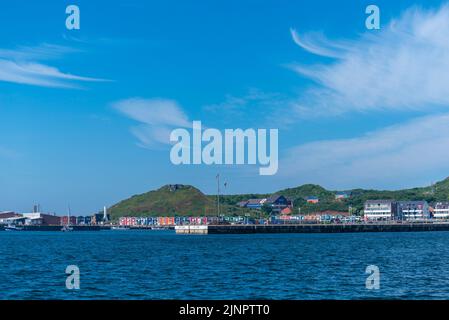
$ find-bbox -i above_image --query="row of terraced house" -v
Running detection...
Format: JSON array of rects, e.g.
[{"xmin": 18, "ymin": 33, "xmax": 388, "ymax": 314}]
[{"xmin": 119, "ymin": 216, "xmax": 224, "ymax": 226}]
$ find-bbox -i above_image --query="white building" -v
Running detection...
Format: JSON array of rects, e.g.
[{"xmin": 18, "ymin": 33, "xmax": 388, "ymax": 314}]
[
  {"xmin": 364, "ymin": 200, "xmax": 396, "ymax": 221},
  {"xmin": 433, "ymin": 202, "xmax": 449, "ymax": 219},
  {"xmin": 22, "ymin": 212, "xmax": 44, "ymax": 225},
  {"xmin": 0, "ymin": 216, "xmax": 26, "ymax": 225},
  {"xmin": 21, "ymin": 212, "xmax": 60, "ymax": 225}
]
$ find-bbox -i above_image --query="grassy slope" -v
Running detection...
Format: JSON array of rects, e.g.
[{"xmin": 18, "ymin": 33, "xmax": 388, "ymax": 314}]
[
  {"xmin": 109, "ymin": 184, "xmax": 254, "ymax": 218},
  {"xmin": 109, "ymin": 185, "xmax": 215, "ymax": 217},
  {"xmin": 108, "ymin": 178, "xmax": 449, "ymax": 219}
]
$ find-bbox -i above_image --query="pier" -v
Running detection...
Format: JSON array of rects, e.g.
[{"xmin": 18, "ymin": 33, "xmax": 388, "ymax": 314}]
[{"xmin": 175, "ymin": 223, "xmax": 449, "ymax": 235}]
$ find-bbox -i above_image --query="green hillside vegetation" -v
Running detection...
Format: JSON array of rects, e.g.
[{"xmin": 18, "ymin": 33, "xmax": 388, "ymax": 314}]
[
  {"xmin": 268, "ymin": 178, "xmax": 449, "ymax": 215},
  {"xmin": 109, "ymin": 185, "xmax": 215, "ymax": 217},
  {"xmin": 109, "ymin": 184, "xmax": 254, "ymax": 219},
  {"xmin": 276, "ymin": 184, "xmax": 345, "ymax": 214},
  {"xmin": 108, "ymin": 177, "xmax": 449, "ymax": 220}
]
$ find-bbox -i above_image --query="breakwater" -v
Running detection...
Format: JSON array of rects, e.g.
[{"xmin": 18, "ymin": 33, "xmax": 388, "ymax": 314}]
[{"xmin": 176, "ymin": 223, "xmax": 449, "ymax": 234}]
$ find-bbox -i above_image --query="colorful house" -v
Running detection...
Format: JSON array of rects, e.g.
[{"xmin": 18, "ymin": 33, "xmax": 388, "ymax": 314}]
[
  {"xmin": 281, "ymin": 207, "xmax": 292, "ymax": 215},
  {"xmin": 245, "ymin": 199, "xmax": 265, "ymax": 210},
  {"xmin": 306, "ymin": 196, "xmax": 319, "ymax": 204},
  {"xmin": 60, "ymin": 215, "xmax": 77, "ymax": 226},
  {"xmin": 335, "ymin": 191, "xmax": 351, "ymax": 200},
  {"xmin": 264, "ymin": 195, "xmax": 292, "ymax": 214},
  {"xmin": 76, "ymin": 216, "xmax": 85, "ymax": 225}
]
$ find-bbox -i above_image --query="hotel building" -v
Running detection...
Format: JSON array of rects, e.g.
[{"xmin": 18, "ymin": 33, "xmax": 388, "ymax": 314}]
[
  {"xmin": 364, "ymin": 200, "xmax": 397, "ymax": 221},
  {"xmin": 433, "ymin": 202, "xmax": 449, "ymax": 219},
  {"xmin": 396, "ymin": 201, "xmax": 430, "ymax": 220}
]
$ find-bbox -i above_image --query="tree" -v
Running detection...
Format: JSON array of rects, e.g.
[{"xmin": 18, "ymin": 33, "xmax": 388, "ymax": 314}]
[{"xmin": 261, "ymin": 203, "xmax": 273, "ymax": 217}]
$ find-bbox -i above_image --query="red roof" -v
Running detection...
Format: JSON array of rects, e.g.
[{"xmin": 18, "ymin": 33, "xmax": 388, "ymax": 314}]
[
  {"xmin": 0, "ymin": 212, "xmax": 20, "ymax": 219},
  {"xmin": 281, "ymin": 207, "xmax": 292, "ymax": 215}
]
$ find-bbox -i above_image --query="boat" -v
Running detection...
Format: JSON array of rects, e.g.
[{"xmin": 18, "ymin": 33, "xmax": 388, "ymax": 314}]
[
  {"xmin": 111, "ymin": 226, "xmax": 129, "ymax": 230},
  {"xmin": 4, "ymin": 225, "xmax": 24, "ymax": 231},
  {"xmin": 62, "ymin": 206, "xmax": 74, "ymax": 232}
]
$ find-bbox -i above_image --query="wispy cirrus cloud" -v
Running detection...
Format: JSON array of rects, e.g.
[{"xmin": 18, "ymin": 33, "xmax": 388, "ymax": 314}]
[
  {"xmin": 290, "ymin": 29, "xmax": 349, "ymax": 59},
  {"xmin": 280, "ymin": 113, "xmax": 449, "ymax": 189},
  {"xmin": 112, "ymin": 97, "xmax": 191, "ymax": 149},
  {"xmin": 289, "ymin": 5, "xmax": 449, "ymax": 116},
  {"xmin": 0, "ymin": 43, "xmax": 78, "ymax": 61},
  {"xmin": 0, "ymin": 43, "xmax": 107, "ymax": 88},
  {"xmin": 279, "ymin": 4, "xmax": 449, "ymax": 188}
]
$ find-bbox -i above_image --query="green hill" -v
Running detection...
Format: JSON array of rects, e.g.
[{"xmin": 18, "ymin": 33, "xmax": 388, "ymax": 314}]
[
  {"xmin": 109, "ymin": 184, "xmax": 216, "ymax": 218},
  {"xmin": 108, "ymin": 177, "xmax": 449, "ymax": 220},
  {"xmin": 276, "ymin": 184, "xmax": 348, "ymax": 214},
  {"xmin": 109, "ymin": 184, "xmax": 254, "ymax": 219},
  {"xmin": 272, "ymin": 177, "xmax": 449, "ymax": 215}
]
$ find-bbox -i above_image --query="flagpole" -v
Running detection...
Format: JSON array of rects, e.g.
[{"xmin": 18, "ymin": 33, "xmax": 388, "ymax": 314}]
[{"xmin": 217, "ymin": 174, "xmax": 220, "ymax": 219}]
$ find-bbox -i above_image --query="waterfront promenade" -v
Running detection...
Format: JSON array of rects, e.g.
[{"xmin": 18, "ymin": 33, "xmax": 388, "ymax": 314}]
[{"xmin": 175, "ymin": 222, "xmax": 449, "ymax": 234}]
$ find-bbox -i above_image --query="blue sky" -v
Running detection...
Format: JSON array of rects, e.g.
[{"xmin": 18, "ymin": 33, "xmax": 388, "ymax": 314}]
[{"xmin": 1, "ymin": 0, "xmax": 449, "ymax": 215}]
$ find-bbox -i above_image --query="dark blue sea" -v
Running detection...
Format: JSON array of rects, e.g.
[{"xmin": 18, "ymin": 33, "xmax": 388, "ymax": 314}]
[{"xmin": 1, "ymin": 230, "xmax": 448, "ymax": 300}]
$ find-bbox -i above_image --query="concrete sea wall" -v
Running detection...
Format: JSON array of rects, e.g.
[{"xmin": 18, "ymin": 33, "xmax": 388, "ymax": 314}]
[{"xmin": 176, "ymin": 223, "xmax": 449, "ymax": 235}]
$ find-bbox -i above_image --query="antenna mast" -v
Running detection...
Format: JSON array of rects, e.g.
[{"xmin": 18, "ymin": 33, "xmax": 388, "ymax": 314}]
[{"xmin": 216, "ymin": 174, "xmax": 220, "ymax": 217}]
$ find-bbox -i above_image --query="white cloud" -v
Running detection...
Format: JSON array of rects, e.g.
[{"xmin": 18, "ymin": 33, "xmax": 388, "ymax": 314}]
[
  {"xmin": 113, "ymin": 98, "xmax": 191, "ymax": 148},
  {"xmin": 0, "ymin": 43, "xmax": 79, "ymax": 61},
  {"xmin": 290, "ymin": 29, "xmax": 348, "ymax": 59},
  {"xmin": 0, "ymin": 43, "xmax": 107, "ymax": 88},
  {"xmin": 290, "ymin": 5, "xmax": 449, "ymax": 116},
  {"xmin": 113, "ymin": 98, "xmax": 190, "ymax": 127},
  {"xmin": 280, "ymin": 113, "xmax": 449, "ymax": 189}
]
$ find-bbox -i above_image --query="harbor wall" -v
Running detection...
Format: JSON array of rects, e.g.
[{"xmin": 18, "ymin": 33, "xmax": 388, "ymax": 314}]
[
  {"xmin": 0, "ymin": 225, "xmax": 103, "ymax": 231},
  {"xmin": 175, "ymin": 225, "xmax": 208, "ymax": 234},
  {"xmin": 177, "ymin": 223, "xmax": 449, "ymax": 234}
]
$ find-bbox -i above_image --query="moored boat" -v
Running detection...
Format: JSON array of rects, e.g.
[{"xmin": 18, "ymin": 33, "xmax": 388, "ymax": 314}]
[
  {"xmin": 61, "ymin": 225, "xmax": 74, "ymax": 232},
  {"xmin": 4, "ymin": 225, "xmax": 24, "ymax": 231},
  {"xmin": 62, "ymin": 205, "xmax": 74, "ymax": 232},
  {"xmin": 111, "ymin": 226, "xmax": 129, "ymax": 230}
]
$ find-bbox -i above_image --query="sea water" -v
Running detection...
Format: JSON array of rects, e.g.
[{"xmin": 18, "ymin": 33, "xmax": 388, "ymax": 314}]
[{"xmin": 0, "ymin": 230, "xmax": 448, "ymax": 299}]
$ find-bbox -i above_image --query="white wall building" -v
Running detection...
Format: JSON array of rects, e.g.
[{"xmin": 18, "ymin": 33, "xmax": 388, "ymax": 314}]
[
  {"xmin": 364, "ymin": 200, "xmax": 396, "ymax": 221},
  {"xmin": 433, "ymin": 202, "xmax": 449, "ymax": 219}
]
